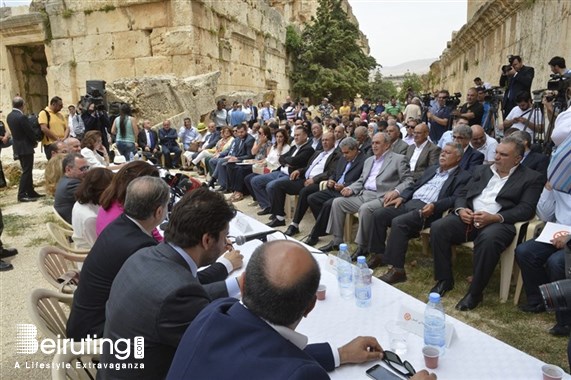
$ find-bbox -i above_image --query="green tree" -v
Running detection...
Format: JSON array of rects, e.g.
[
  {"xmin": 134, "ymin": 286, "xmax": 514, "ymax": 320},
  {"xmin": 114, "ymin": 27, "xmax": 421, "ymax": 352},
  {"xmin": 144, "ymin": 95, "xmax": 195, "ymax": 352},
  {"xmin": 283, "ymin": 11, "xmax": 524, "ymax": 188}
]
[
  {"xmin": 397, "ymin": 73, "xmax": 423, "ymax": 101},
  {"xmin": 365, "ymin": 70, "xmax": 397, "ymax": 101},
  {"xmin": 287, "ymin": 0, "xmax": 377, "ymax": 104}
]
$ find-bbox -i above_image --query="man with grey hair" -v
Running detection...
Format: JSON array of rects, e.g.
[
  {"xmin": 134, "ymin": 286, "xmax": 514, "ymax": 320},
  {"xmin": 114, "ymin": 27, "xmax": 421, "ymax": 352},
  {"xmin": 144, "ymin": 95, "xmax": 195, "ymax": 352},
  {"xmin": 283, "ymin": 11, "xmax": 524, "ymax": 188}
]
[
  {"xmin": 505, "ymin": 129, "xmax": 548, "ymax": 180},
  {"xmin": 64, "ymin": 136, "xmax": 81, "ymax": 153},
  {"xmin": 369, "ymin": 143, "xmax": 470, "ymax": 278},
  {"xmin": 67, "ymin": 175, "xmax": 172, "ymax": 340},
  {"xmin": 354, "ymin": 126, "xmax": 372, "ymax": 156},
  {"xmin": 319, "ymin": 132, "xmax": 413, "ymax": 256},
  {"xmin": 310, "ymin": 123, "xmax": 324, "ymax": 150},
  {"xmin": 452, "ymin": 124, "xmax": 484, "ymax": 172},
  {"xmin": 430, "ymin": 136, "xmax": 544, "ymax": 311},
  {"xmin": 386, "ymin": 123, "xmax": 408, "ymax": 155}
]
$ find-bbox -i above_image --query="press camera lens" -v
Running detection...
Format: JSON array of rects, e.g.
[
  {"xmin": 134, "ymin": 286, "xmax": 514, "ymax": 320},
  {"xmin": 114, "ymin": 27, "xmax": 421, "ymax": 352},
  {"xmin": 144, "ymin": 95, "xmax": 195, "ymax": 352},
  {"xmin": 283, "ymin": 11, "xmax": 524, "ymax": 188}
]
[{"xmin": 539, "ymin": 279, "xmax": 571, "ymax": 311}]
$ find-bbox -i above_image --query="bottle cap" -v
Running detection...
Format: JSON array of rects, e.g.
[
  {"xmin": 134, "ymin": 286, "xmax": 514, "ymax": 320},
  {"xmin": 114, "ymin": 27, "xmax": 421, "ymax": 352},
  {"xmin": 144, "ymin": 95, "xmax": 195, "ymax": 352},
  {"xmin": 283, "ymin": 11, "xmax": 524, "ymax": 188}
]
[
  {"xmin": 339, "ymin": 243, "xmax": 348, "ymax": 251},
  {"xmin": 429, "ymin": 292, "xmax": 441, "ymax": 303},
  {"xmin": 357, "ymin": 256, "xmax": 366, "ymax": 263}
]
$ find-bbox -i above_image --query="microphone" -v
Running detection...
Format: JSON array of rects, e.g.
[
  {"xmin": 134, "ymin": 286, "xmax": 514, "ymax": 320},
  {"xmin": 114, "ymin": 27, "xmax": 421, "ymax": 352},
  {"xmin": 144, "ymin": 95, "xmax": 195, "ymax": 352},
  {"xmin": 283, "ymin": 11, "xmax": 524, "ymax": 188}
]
[{"xmin": 234, "ymin": 230, "xmax": 277, "ymax": 246}]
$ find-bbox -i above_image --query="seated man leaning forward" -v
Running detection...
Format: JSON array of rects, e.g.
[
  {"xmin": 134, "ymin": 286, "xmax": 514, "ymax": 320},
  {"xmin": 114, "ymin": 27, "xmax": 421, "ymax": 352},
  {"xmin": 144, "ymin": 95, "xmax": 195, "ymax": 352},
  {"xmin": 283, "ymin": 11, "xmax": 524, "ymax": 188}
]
[
  {"xmin": 99, "ymin": 188, "xmax": 244, "ymax": 380},
  {"xmin": 319, "ymin": 132, "xmax": 413, "ymax": 257},
  {"xmin": 370, "ymin": 143, "xmax": 471, "ymax": 282},
  {"xmin": 429, "ymin": 136, "xmax": 544, "ymax": 311},
  {"xmin": 167, "ymin": 240, "xmax": 437, "ymax": 380}
]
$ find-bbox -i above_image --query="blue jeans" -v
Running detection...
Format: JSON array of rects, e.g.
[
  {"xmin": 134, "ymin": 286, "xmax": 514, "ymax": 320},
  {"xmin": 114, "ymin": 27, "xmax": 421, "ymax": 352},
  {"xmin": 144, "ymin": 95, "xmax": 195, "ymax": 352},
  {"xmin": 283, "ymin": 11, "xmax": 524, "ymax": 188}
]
[
  {"xmin": 250, "ymin": 171, "xmax": 288, "ymax": 209},
  {"xmin": 116, "ymin": 141, "xmax": 137, "ymax": 161}
]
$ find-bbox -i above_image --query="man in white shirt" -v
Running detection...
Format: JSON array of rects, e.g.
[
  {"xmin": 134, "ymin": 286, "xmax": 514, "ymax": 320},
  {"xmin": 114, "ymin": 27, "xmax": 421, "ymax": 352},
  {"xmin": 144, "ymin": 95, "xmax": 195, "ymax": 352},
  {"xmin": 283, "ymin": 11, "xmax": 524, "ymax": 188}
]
[
  {"xmin": 67, "ymin": 105, "xmax": 85, "ymax": 140},
  {"xmin": 470, "ymin": 124, "xmax": 498, "ymax": 164},
  {"xmin": 405, "ymin": 123, "xmax": 440, "ymax": 180},
  {"xmin": 501, "ymin": 91, "xmax": 543, "ymax": 136}
]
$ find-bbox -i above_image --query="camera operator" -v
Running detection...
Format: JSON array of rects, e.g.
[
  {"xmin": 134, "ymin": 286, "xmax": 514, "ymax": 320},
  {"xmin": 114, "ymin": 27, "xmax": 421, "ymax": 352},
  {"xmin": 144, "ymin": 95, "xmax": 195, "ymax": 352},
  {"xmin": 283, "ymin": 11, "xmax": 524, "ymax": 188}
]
[
  {"xmin": 502, "ymin": 55, "xmax": 535, "ymax": 117},
  {"xmin": 500, "ymin": 91, "xmax": 543, "ymax": 136},
  {"xmin": 515, "ymin": 180, "xmax": 571, "ymax": 336},
  {"xmin": 427, "ymin": 90, "xmax": 452, "ymax": 143},
  {"xmin": 549, "ymin": 56, "xmax": 571, "ymax": 79},
  {"xmin": 452, "ymin": 88, "xmax": 483, "ymax": 126},
  {"xmin": 82, "ymin": 101, "xmax": 111, "ymax": 151},
  {"xmin": 476, "ymin": 87, "xmax": 493, "ymax": 133}
]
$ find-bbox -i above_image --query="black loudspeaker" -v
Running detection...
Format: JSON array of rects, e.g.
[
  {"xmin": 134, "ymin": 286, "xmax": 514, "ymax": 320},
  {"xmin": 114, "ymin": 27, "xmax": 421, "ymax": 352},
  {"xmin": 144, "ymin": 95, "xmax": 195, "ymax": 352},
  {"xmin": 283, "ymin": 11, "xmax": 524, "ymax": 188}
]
[{"xmin": 86, "ymin": 80, "xmax": 106, "ymax": 97}]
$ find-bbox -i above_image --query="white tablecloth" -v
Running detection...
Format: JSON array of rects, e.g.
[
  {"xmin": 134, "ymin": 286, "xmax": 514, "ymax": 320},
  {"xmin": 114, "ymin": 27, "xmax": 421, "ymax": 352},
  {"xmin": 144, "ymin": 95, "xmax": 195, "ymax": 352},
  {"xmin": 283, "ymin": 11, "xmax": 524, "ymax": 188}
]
[{"xmin": 229, "ymin": 212, "xmax": 569, "ymax": 380}]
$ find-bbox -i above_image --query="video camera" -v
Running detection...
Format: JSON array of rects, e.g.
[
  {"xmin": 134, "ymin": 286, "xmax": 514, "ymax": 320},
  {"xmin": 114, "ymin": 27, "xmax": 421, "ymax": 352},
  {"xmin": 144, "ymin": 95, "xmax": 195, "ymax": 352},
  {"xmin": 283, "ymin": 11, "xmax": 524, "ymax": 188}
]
[
  {"xmin": 548, "ymin": 73, "xmax": 571, "ymax": 93},
  {"xmin": 420, "ymin": 93, "xmax": 433, "ymax": 108},
  {"xmin": 483, "ymin": 87, "xmax": 504, "ymax": 103},
  {"xmin": 80, "ymin": 80, "xmax": 107, "ymax": 112},
  {"xmin": 446, "ymin": 92, "xmax": 462, "ymax": 108}
]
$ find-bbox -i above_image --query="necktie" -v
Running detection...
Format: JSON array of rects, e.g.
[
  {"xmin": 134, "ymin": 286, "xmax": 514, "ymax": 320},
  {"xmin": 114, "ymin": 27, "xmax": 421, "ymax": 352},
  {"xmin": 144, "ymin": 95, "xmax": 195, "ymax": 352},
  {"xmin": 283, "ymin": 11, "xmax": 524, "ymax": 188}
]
[
  {"xmin": 338, "ymin": 161, "xmax": 352, "ymax": 185},
  {"xmin": 305, "ymin": 152, "xmax": 325, "ymax": 179}
]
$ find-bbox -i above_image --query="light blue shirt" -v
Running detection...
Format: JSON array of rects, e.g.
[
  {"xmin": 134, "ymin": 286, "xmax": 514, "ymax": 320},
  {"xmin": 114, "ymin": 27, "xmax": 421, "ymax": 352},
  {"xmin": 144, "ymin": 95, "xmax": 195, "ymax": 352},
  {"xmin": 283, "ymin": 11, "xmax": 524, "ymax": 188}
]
[
  {"xmin": 364, "ymin": 153, "xmax": 387, "ymax": 191},
  {"xmin": 412, "ymin": 166, "xmax": 457, "ymax": 204}
]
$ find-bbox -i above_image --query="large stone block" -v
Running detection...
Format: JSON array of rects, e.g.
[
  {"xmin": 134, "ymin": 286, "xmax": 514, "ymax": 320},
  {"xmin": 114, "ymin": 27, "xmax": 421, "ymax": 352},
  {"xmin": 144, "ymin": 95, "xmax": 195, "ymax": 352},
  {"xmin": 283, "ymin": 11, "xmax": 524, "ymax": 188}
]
[
  {"xmin": 49, "ymin": 38, "xmax": 73, "ymax": 65},
  {"xmin": 150, "ymin": 27, "xmax": 193, "ymax": 56},
  {"xmin": 127, "ymin": 1, "xmax": 168, "ymax": 30},
  {"xmin": 91, "ymin": 58, "xmax": 135, "ymax": 82},
  {"xmin": 171, "ymin": 0, "xmax": 193, "ymax": 27},
  {"xmin": 134, "ymin": 56, "xmax": 173, "ymax": 76},
  {"xmin": 113, "ymin": 30, "xmax": 151, "ymax": 59},
  {"xmin": 72, "ymin": 33, "xmax": 113, "ymax": 63},
  {"xmin": 85, "ymin": 7, "xmax": 131, "ymax": 35},
  {"xmin": 49, "ymin": 10, "xmax": 87, "ymax": 39}
]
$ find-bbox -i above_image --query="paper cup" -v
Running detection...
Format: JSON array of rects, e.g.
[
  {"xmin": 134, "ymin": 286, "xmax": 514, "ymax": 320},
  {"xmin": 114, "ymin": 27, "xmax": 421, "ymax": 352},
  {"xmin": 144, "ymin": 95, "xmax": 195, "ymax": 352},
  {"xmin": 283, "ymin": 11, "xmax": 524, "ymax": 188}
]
[
  {"xmin": 542, "ymin": 364, "xmax": 564, "ymax": 380},
  {"xmin": 422, "ymin": 346, "xmax": 440, "ymax": 369},
  {"xmin": 316, "ymin": 284, "xmax": 326, "ymax": 300}
]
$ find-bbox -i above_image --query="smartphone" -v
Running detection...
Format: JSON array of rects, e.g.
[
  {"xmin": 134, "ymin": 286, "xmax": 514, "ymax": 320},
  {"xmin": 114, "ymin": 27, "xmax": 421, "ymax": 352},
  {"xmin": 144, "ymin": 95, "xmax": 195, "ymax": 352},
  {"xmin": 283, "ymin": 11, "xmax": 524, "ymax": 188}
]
[{"xmin": 366, "ymin": 364, "xmax": 404, "ymax": 380}]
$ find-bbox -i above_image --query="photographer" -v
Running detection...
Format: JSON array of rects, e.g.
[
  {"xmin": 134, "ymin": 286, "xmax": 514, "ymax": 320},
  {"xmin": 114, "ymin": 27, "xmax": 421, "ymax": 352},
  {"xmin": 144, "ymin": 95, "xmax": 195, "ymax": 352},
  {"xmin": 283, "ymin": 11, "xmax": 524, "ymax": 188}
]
[
  {"xmin": 549, "ymin": 56, "xmax": 571, "ymax": 79},
  {"xmin": 502, "ymin": 55, "xmax": 535, "ymax": 116},
  {"xmin": 82, "ymin": 101, "xmax": 111, "ymax": 151},
  {"xmin": 453, "ymin": 88, "xmax": 483, "ymax": 126},
  {"xmin": 500, "ymin": 91, "xmax": 543, "ymax": 136},
  {"xmin": 427, "ymin": 90, "xmax": 453, "ymax": 143},
  {"xmin": 515, "ymin": 181, "xmax": 571, "ymax": 336}
]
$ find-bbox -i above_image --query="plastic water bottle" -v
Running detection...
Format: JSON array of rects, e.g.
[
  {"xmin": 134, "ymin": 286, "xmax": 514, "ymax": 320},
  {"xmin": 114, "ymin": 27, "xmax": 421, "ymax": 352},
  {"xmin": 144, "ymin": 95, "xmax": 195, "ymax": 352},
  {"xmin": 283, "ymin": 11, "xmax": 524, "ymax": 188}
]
[
  {"xmin": 354, "ymin": 256, "xmax": 371, "ymax": 307},
  {"xmin": 128, "ymin": 151, "xmax": 134, "ymax": 162},
  {"xmin": 337, "ymin": 243, "xmax": 353, "ymax": 299},
  {"xmin": 424, "ymin": 292, "xmax": 446, "ymax": 354}
]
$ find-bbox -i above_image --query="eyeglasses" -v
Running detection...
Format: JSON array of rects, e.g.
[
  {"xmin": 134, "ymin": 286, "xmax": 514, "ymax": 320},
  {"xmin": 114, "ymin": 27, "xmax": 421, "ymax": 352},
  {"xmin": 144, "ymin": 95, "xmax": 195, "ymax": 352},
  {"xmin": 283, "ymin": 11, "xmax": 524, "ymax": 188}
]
[
  {"xmin": 79, "ymin": 165, "xmax": 90, "ymax": 172},
  {"xmin": 383, "ymin": 350, "xmax": 416, "ymax": 379},
  {"xmin": 452, "ymin": 135, "xmax": 466, "ymax": 140},
  {"xmin": 406, "ymin": 125, "xmax": 415, "ymax": 128}
]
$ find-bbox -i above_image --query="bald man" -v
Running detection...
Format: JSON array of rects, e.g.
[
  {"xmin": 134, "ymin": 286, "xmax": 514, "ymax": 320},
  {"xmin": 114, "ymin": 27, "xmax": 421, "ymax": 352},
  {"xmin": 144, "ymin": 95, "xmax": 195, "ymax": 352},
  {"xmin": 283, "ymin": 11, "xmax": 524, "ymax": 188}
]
[
  {"xmin": 470, "ymin": 125, "xmax": 497, "ymax": 164},
  {"xmin": 64, "ymin": 137, "xmax": 81, "ymax": 153}
]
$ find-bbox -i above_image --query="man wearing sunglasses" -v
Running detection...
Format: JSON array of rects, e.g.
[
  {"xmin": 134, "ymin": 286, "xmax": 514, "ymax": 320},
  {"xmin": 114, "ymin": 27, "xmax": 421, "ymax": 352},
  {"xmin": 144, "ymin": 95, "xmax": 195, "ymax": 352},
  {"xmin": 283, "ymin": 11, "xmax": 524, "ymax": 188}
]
[{"xmin": 54, "ymin": 153, "xmax": 88, "ymax": 223}]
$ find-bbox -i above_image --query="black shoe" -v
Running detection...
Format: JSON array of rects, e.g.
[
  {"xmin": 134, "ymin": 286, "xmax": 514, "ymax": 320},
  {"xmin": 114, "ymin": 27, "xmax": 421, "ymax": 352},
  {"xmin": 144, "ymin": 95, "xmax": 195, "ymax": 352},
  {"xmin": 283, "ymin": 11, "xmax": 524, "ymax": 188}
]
[
  {"xmin": 267, "ymin": 218, "xmax": 286, "ymax": 228},
  {"xmin": 257, "ymin": 208, "xmax": 271, "ymax": 216},
  {"xmin": 29, "ymin": 192, "xmax": 45, "ymax": 198},
  {"xmin": 18, "ymin": 197, "xmax": 37, "ymax": 202},
  {"xmin": 0, "ymin": 248, "xmax": 18, "ymax": 259},
  {"xmin": 549, "ymin": 324, "xmax": 571, "ymax": 337},
  {"xmin": 215, "ymin": 186, "xmax": 227, "ymax": 192},
  {"xmin": 367, "ymin": 254, "xmax": 385, "ymax": 269},
  {"xmin": 284, "ymin": 225, "xmax": 300, "ymax": 236},
  {"xmin": 455, "ymin": 293, "xmax": 483, "ymax": 311},
  {"xmin": 269, "ymin": 214, "xmax": 276, "ymax": 221},
  {"xmin": 518, "ymin": 303, "xmax": 546, "ymax": 313},
  {"xmin": 304, "ymin": 236, "xmax": 319, "ymax": 246},
  {"xmin": 318, "ymin": 242, "xmax": 339, "ymax": 253},
  {"xmin": 430, "ymin": 280, "xmax": 454, "ymax": 297},
  {"xmin": 351, "ymin": 246, "xmax": 368, "ymax": 261},
  {"xmin": 0, "ymin": 260, "xmax": 13, "ymax": 271}
]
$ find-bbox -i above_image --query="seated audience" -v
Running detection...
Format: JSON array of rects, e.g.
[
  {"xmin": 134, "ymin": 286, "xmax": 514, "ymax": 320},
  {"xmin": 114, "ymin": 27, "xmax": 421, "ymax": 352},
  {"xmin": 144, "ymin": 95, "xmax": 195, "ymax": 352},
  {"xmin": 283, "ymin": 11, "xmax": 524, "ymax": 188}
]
[
  {"xmin": 44, "ymin": 142, "xmax": 69, "ymax": 196},
  {"xmin": 137, "ymin": 119, "xmax": 161, "ymax": 164},
  {"xmin": 54, "ymin": 153, "xmax": 88, "ymax": 223},
  {"xmin": 505, "ymin": 129, "xmax": 549, "ymax": 180},
  {"xmin": 404, "ymin": 122, "xmax": 441, "ymax": 180},
  {"xmin": 194, "ymin": 126, "xmax": 234, "ymax": 176},
  {"xmin": 470, "ymin": 124, "xmax": 498, "ymax": 164},
  {"xmin": 71, "ymin": 168, "xmax": 113, "ymax": 250},
  {"xmin": 80, "ymin": 130, "xmax": 117, "ymax": 169},
  {"xmin": 99, "ymin": 189, "xmax": 243, "ymax": 379},
  {"xmin": 95, "ymin": 161, "xmax": 160, "ymax": 237},
  {"xmin": 158, "ymin": 119, "xmax": 181, "ymax": 169},
  {"xmin": 64, "ymin": 137, "xmax": 81, "ymax": 153},
  {"xmin": 429, "ymin": 136, "xmax": 543, "ymax": 311},
  {"xmin": 451, "ymin": 124, "xmax": 484, "ymax": 172}
]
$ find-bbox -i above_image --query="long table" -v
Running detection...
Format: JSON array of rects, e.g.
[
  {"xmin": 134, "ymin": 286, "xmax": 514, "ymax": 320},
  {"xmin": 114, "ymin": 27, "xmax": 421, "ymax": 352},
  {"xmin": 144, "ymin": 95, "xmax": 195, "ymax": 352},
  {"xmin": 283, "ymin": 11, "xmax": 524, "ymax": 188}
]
[{"xmin": 229, "ymin": 212, "xmax": 569, "ymax": 380}]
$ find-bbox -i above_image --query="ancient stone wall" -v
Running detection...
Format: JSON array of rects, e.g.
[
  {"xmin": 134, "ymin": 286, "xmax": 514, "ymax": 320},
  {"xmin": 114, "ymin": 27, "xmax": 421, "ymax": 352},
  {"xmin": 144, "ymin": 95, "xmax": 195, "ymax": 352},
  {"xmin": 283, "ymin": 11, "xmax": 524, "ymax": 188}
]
[{"xmin": 431, "ymin": 0, "xmax": 571, "ymax": 96}]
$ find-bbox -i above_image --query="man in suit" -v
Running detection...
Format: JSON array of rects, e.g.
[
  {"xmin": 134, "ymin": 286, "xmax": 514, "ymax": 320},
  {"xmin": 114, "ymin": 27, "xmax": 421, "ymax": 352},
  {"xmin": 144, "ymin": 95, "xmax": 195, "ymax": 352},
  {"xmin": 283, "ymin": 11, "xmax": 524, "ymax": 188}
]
[
  {"xmin": 371, "ymin": 143, "xmax": 471, "ymax": 281},
  {"xmin": 167, "ymin": 240, "xmax": 389, "ymax": 380},
  {"xmin": 507, "ymin": 129, "xmax": 549, "ymax": 180},
  {"xmin": 470, "ymin": 124, "xmax": 498, "ymax": 164},
  {"xmin": 387, "ymin": 124, "xmax": 408, "ymax": 155},
  {"xmin": 137, "ymin": 119, "xmax": 160, "ymax": 164},
  {"xmin": 405, "ymin": 123, "xmax": 441, "ymax": 180},
  {"xmin": 310, "ymin": 123, "xmax": 324, "ymax": 151},
  {"xmin": 250, "ymin": 126, "xmax": 315, "ymax": 215},
  {"xmin": 503, "ymin": 55, "xmax": 535, "ymax": 117},
  {"xmin": 268, "ymin": 132, "xmax": 338, "ymax": 231},
  {"xmin": 452, "ymin": 124, "xmax": 485, "ymax": 172},
  {"xmin": 54, "ymin": 153, "xmax": 88, "ymax": 223},
  {"xmin": 319, "ymin": 132, "xmax": 414, "ymax": 254},
  {"xmin": 99, "ymin": 188, "xmax": 243, "ymax": 379},
  {"xmin": 355, "ymin": 126, "xmax": 372, "ymax": 156},
  {"xmin": 158, "ymin": 119, "xmax": 182, "ymax": 168},
  {"xmin": 430, "ymin": 136, "xmax": 543, "ymax": 311},
  {"xmin": 209, "ymin": 123, "xmax": 255, "ymax": 192},
  {"xmin": 7, "ymin": 96, "xmax": 43, "ymax": 202},
  {"xmin": 304, "ymin": 138, "xmax": 366, "ymax": 246},
  {"xmin": 67, "ymin": 176, "xmax": 171, "ymax": 340}
]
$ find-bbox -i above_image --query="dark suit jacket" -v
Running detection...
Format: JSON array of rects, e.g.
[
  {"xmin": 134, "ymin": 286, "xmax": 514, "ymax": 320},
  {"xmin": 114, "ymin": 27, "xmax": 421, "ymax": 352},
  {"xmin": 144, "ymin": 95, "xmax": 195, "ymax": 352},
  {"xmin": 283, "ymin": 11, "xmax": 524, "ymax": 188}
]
[
  {"xmin": 311, "ymin": 137, "xmax": 323, "ymax": 151},
  {"xmin": 167, "ymin": 298, "xmax": 334, "ymax": 380},
  {"xmin": 392, "ymin": 139, "xmax": 409, "ymax": 155},
  {"xmin": 100, "ymin": 242, "xmax": 230, "ymax": 380},
  {"xmin": 360, "ymin": 137, "xmax": 373, "ymax": 156},
  {"xmin": 137, "ymin": 129, "xmax": 158, "ymax": 150},
  {"xmin": 299, "ymin": 149, "xmax": 340, "ymax": 184},
  {"xmin": 203, "ymin": 130, "xmax": 221, "ymax": 150},
  {"xmin": 7, "ymin": 109, "xmax": 36, "ymax": 156},
  {"xmin": 400, "ymin": 165, "xmax": 471, "ymax": 222},
  {"xmin": 505, "ymin": 65, "xmax": 535, "ymax": 111},
  {"xmin": 54, "ymin": 176, "xmax": 81, "ymax": 223},
  {"xmin": 456, "ymin": 164, "xmax": 543, "ymax": 225},
  {"xmin": 405, "ymin": 141, "xmax": 441, "ymax": 180},
  {"xmin": 278, "ymin": 141, "xmax": 315, "ymax": 174},
  {"xmin": 459, "ymin": 145, "xmax": 485, "ymax": 173},
  {"xmin": 235, "ymin": 134, "xmax": 255, "ymax": 160},
  {"xmin": 521, "ymin": 151, "xmax": 549, "ymax": 181},
  {"xmin": 330, "ymin": 151, "xmax": 366, "ymax": 186}
]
